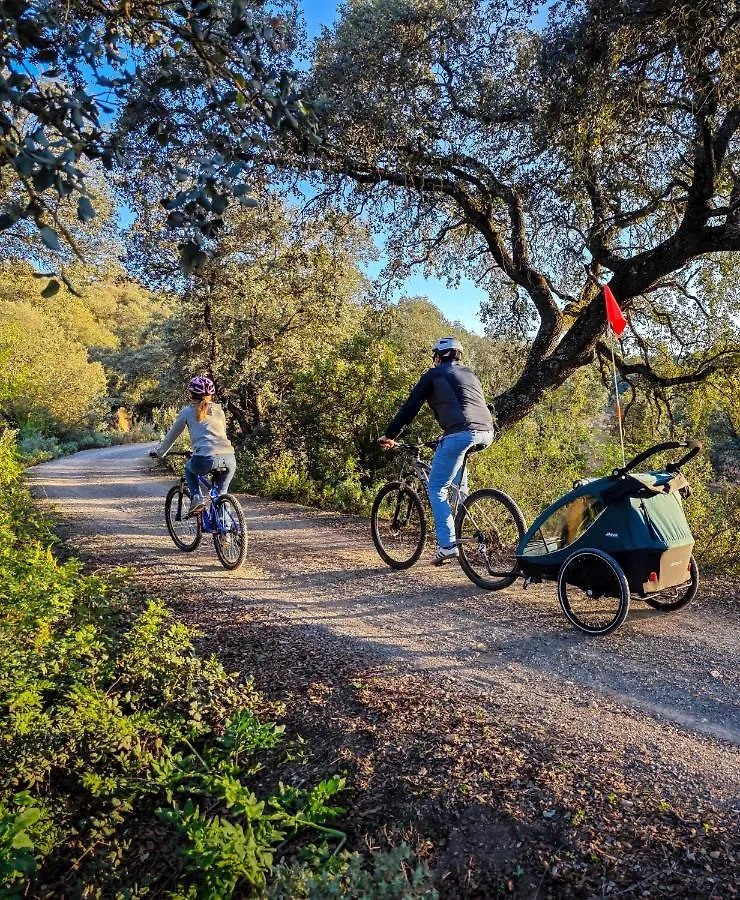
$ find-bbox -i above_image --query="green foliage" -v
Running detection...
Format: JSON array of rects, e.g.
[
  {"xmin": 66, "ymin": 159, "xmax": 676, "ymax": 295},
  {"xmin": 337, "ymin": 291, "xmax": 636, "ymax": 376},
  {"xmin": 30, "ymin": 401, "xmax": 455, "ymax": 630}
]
[
  {"xmin": 0, "ymin": 796, "xmax": 40, "ymax": 897},
  {"xmin": 682, "ymin": 458, "xmax": 740, "ymax": 576},
  {"xmin": 471, "ymin": 369, "xmax": 612, "ymax": 523},
  {"xmin": 158, "ymin": 199, "xmax": 371, "ymax": 435},
  {"xmin": 0, "ymin": 1, "xmax": 313, "ymax": 261},
  {"xmin": 269, "ymin": 843, "xmax": 438, "ymax": 899},
  {"xmin": 0, "ymin": 299, "xmax": 107, "ymax": 432},
  {"xmin": 0, "ymin": 255, "xmax": 169, "ymax": 453},
  {"xmin": 15, "ymin": 426, "xmax": 154, "ymax": 466},
  {"xmin": 0, "ymin": 430, "xmax": 357, "ymax": 896}
]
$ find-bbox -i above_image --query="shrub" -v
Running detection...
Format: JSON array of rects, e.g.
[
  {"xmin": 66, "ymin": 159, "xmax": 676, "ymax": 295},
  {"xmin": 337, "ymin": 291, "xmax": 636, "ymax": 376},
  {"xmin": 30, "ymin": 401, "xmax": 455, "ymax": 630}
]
[
  {"xmin": 0, "ymin": 430, "xmax": 345, "ymax": 896},
  {"xmin": 15, "ymin": 425, "xmax": 156, "ymax": 466},
  {"xmin": 683, "ymin": 457, "xmax": 740, "ymax": 575},
  {"xmin": 234, "ymin": 444, "xmax": 378, "ymax": 515},
  {"xmin": 0, "ymin": 429, "xmax": 437, "ymax": 897},
  {"xmin": 16, "ymin": 432, "xmax": 64, "ymax": 466},
  {"xmin": 269, "ymin": 843, "xmax": 438, "ymax": 899},
  {"xmin": 108, "ymin": 422, "xmax": 159, "ymax": 444},
  {"xmin": 75, "ymin": 431, "xmax": 112, "ymax": 451}
]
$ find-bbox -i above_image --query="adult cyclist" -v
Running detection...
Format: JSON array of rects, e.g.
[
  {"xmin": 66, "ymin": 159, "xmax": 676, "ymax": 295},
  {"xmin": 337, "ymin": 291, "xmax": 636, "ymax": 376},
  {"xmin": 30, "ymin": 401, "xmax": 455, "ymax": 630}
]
[
  {"xmin": 150, "ymin": 375, "xmax": 236, "ymax": 518},
  {"xmin": 379, "ymin": 338, "xmax": 494, "ymax": 565}
]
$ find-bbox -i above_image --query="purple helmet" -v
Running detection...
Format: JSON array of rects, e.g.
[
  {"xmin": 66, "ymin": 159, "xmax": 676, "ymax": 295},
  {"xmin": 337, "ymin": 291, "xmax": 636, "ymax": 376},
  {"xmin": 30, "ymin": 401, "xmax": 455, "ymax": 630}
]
[{"xmin": 188, "ymin": 375, "xmax": 215, "ymax": 396}]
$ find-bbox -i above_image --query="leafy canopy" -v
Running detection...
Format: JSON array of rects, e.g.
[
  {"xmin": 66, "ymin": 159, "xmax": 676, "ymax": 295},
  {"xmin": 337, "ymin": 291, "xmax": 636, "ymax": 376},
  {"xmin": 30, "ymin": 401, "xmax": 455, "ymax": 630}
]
[
  {"xmin": 260, "ymin": 0, "xmax": 740, "ymax": 427},
  {"xmin": 0, "ymin": 0, "xmax": 314, "ymax": 266}
]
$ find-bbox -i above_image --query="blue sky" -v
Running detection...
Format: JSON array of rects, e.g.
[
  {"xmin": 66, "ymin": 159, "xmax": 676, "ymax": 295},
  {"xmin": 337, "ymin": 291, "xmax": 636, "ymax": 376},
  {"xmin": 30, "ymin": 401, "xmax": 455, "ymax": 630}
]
[{"xmin": 299, "ymin": 0, "xmax": 489, "ymax": 333}]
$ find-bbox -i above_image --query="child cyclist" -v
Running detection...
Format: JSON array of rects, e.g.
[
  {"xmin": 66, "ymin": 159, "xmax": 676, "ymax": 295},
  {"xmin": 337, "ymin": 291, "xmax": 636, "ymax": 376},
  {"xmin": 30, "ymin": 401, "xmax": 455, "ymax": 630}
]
[{"xmin": 151, "ymin": 376, "xmax": 236, "ymax": 517}]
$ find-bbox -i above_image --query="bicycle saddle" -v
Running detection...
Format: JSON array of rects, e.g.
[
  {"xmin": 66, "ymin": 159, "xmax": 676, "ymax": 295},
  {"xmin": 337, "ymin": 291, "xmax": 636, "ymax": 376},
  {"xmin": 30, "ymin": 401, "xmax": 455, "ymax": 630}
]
[{"xmin": 209, "ymin": 463, "xmax": 229, "ymax": 475}]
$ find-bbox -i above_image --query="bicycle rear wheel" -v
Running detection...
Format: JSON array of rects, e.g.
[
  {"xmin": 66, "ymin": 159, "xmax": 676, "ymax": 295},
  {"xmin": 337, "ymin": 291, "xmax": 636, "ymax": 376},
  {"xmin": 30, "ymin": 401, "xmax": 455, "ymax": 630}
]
[
  {"xmin": 165, "ymin": 485, "xmax": 202, "ymax": 551},
  {"xmin": 212, "ymin": 494, "xmax": 247, "ymax": 569},
  {"xmin": 456, "ymin": 488, "xmax": 525, "ymax": 589},
  {"xmin": 371, "ymin": 481, "xmax": 426, "ymax": 569}
]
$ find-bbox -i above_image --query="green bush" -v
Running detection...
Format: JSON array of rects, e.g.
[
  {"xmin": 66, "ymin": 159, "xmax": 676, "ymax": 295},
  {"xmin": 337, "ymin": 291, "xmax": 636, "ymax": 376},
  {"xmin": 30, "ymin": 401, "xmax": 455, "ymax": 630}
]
[
  {"xmin": 234, "ymin": 445, "xmax": 379, "ymax": 516},
  {"xmin": 15, "ymin": 426, "xmax": 146, "ymax": 466},
  {"xmin": 108, "ymin": 422, "xmax": 159, "ymax": 444},
  {"xmin": 269, "ymin": 843, "xmax": 438, "ymax": 899},
  {"xmin": 0, "ymin": 429, "xmax": 436, "ymax": 897},
  {"xmin": 75, "ymin": 431, "xmax": 112, "ymax": 451},
  {"xmin": 0, "ymin": 431, "xmax": 343, "ymax": 895},
  {"xmin": 683, "ymin": 456, "xmax": 740, "ymax": 575},
  {"xmin": 16, "ymin": 432, "xmax": 64, "ymax": 466}
]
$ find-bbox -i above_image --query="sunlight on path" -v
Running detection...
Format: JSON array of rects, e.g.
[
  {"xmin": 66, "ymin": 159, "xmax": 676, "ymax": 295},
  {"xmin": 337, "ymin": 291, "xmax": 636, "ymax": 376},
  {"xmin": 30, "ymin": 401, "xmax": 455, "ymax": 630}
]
[{"xmin": 28, "ymin": 444, "xmax": 740, "ymax": 789}]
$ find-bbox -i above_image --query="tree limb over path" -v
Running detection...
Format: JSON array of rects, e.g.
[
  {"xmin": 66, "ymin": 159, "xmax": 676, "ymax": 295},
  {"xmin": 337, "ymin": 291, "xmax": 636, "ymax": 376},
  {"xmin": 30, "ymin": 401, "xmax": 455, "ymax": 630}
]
[{"xmin": 262, "ymin": 0, "xmax": 740, "ymax": 428}]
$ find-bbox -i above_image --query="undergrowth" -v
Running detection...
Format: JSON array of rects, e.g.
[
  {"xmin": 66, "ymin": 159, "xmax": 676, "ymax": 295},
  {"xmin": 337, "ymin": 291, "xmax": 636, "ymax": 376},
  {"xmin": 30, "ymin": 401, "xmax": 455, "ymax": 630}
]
[{"xmin": 0, "ymin": 430, "xmax": 436, "ymax": 898}]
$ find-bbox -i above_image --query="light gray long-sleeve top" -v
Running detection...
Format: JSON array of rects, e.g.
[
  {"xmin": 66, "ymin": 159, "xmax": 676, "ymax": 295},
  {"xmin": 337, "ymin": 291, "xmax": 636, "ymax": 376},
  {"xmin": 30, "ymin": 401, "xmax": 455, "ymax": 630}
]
[{"xmin": 156, "ymin": 403, "xmax": 235, "ymax": 457}]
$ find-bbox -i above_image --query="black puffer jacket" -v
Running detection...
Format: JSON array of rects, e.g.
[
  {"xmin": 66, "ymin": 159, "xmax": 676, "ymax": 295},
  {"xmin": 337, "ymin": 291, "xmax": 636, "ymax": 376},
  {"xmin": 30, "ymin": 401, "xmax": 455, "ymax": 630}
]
[{"xmin": 383, "ymin": 361, "xmax": 494, "ymax": 439}]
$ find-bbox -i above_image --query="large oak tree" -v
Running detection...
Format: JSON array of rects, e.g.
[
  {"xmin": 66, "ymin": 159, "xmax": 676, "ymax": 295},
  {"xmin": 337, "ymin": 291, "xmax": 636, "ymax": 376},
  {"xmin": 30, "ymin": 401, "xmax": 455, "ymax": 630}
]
[{"xmin": 262, "ymin": 0, "xmax": 740, "ymax": 429}]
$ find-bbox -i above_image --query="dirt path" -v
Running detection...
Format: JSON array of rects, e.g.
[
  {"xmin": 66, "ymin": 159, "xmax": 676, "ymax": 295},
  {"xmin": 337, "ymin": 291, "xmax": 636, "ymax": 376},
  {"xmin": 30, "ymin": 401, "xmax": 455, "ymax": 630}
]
[{"xmin": 29, "ymin": 443, "xmax": 739, "ymax": 799}]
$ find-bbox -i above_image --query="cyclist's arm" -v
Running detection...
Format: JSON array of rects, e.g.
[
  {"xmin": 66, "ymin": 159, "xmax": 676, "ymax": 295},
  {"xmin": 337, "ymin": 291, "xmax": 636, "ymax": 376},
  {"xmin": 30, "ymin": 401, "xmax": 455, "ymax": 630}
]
[
  {"xmin": 383, "ymin": 372, "xmax": 432, "ymax": 440},
  {"xmin": 155, "ymin": 409, "xmax": 188, "ymax": 457}
]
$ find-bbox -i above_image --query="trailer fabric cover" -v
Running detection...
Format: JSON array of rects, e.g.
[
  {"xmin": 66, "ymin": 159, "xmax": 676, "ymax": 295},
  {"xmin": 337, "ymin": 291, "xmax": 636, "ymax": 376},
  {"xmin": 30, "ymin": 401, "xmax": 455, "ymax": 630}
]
[{"xmin": 632, "ymin": 492, "xmax": 694, "ymax": 548}]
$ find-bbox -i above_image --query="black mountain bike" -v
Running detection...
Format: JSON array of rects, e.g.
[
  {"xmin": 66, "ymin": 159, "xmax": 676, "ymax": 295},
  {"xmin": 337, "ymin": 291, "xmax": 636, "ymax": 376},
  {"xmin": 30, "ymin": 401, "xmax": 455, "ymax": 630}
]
[{"xmin": 370, "ymin": 440, "xmax": 526, "ymax": 589}]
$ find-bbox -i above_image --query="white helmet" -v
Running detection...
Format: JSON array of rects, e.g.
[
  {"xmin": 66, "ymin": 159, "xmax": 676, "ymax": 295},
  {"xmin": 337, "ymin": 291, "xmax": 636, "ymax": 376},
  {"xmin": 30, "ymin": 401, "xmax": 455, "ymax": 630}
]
[{"xmin": 433, "ymin": 337, "xmax": 463, "ymax": 357}]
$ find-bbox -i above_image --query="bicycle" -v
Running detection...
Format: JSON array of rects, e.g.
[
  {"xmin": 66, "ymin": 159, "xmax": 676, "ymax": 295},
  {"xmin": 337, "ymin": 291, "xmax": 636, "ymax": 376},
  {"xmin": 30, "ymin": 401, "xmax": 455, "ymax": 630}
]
[
  {"xmin": 370, "ymin": 439, "xmax": 526, "ymax": 589},
  {"xmin": 154, "ymin": 450, "xmax": 247, "ymax": 570}
]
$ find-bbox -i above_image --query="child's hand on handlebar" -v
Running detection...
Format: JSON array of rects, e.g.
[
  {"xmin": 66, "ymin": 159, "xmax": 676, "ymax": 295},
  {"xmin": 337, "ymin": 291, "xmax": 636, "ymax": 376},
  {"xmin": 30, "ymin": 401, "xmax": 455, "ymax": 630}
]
[{"xmin": 378, "ymin": 437, "xmax": 395, "ymax": 450}]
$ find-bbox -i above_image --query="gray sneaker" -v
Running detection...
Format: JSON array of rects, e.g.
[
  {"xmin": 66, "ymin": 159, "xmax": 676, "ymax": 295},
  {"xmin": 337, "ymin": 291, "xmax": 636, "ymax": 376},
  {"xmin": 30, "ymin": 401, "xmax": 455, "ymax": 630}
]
[{"xmin": 187, "ymin": 496, "xmax": 205, "ymax": 518}]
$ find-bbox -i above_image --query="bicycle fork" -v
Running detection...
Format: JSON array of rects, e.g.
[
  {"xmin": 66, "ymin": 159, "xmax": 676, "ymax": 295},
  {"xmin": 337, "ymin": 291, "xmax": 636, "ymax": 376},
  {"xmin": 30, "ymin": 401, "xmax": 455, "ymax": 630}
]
[{"xmin": 391, "ymin": 488, "xmax": 415, "ymax": 531}]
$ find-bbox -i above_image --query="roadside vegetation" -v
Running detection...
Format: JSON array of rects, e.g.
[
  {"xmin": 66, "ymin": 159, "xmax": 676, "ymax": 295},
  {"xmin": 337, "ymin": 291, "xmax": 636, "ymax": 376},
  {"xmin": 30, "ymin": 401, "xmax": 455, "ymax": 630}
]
[{"xmin": 0, "ymin": 431, "xmax": 435, "ymax": 897}]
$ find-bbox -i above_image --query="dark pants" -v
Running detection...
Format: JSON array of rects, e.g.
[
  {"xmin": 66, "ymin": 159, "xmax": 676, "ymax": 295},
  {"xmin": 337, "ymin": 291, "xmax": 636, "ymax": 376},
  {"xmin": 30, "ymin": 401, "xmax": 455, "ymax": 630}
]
[{"xmin": 185, "ymin": 453, "xmax": 237, "ymax": 500}]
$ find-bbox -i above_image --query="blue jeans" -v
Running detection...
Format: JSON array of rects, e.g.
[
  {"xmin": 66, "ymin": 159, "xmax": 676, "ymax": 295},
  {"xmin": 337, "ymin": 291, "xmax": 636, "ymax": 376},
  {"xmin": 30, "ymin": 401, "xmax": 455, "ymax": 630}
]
[
  {"xmin": 185, "ymin": 454, "xmax": 237, "ymax": 500},
  {"xmin": 428, "ymin": 430, "xmax": 494, "ymax": 548}
]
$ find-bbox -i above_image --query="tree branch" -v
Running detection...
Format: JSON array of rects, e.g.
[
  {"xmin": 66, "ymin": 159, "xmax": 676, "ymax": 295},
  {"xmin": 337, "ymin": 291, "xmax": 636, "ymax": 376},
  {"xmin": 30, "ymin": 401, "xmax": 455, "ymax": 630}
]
[{"xmin": 596, "ymin": 341, "xmax": 739, "ymax": 388}]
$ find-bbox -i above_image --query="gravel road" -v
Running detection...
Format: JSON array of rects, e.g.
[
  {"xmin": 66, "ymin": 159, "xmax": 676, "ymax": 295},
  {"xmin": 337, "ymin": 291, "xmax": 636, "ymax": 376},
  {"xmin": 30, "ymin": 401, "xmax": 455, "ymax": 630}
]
[{"xmin": 29, "ymin": 443, "xmax": 739, "ymax": 810}]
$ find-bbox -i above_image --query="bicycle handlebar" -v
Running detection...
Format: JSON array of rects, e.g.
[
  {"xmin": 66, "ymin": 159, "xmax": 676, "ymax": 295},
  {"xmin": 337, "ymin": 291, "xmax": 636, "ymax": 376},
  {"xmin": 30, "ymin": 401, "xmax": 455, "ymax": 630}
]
[
  {"xmin": 391, "ymin": 440, "xmax": 439, "ymax": 454},
  {"xmin": 613, "ymin": 439, "xmax": 703, "ymax": 477}
]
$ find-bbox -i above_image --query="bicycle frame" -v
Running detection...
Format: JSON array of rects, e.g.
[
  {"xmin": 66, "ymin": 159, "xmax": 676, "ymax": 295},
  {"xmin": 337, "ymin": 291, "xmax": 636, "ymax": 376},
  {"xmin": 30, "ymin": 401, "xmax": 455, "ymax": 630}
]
[
  {"xmin": 172, "ymin": 471, "xmax": 231, "ymax": 535},
  {"xmin": 395, "ymin": 442, "xmax": 466, "ymax": 519}
]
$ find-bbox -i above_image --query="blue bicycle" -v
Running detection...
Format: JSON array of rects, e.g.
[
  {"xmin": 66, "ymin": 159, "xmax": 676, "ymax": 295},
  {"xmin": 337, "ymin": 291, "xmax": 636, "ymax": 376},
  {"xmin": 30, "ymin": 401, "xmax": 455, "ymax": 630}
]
[{"xmin": 159, "ymin": 451, "xmax": 247, "ymax": 570}]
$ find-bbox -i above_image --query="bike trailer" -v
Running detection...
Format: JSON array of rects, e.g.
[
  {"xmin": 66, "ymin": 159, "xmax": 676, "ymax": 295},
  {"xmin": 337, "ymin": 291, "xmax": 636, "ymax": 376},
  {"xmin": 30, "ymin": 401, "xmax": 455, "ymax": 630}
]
[{"xmin": 517, "ymin": 468, "xmax": 695, "ymax": 597}]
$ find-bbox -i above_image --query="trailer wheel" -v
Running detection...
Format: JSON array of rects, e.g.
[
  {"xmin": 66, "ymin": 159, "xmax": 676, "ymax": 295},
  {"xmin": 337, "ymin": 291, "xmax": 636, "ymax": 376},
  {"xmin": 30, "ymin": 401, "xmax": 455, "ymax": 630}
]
[
  {"xmin": 557, "ymin": 548, "xmax": 630, "ymax": 635},
  {"xmin": 644, "ymin": 556, "xmax": 699, "ymax": 612}
]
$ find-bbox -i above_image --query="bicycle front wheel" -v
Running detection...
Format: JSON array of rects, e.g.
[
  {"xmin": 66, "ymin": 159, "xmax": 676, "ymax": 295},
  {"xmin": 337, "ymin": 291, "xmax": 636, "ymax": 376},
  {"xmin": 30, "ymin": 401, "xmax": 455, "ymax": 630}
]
[
  {"xmin": 456, "ymin": 488, "xmax": 525, "ymax": 589},
  {"xmin": 212, "ymin": 494, "xmax": 247, "ymax": 569},
  {"xmin": 371, "ymin": 481, "xmax": 426, "ymax": 569},
  {"xmin": 165, "ymin": 485, "xmax": 202, "ymax": 551}
]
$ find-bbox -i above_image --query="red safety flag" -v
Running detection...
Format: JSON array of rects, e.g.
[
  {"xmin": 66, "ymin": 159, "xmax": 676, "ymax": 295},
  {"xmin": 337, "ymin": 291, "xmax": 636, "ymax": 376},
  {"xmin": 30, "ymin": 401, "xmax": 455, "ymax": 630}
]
[{"xmin": 604, "ymin": 284, "xmax": 626, "ymax": 337}]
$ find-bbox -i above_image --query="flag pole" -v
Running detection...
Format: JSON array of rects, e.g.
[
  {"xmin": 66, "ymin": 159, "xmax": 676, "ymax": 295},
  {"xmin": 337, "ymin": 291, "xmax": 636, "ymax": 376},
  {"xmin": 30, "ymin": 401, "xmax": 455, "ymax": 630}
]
[
  {"xmin": 610, "ymin": 339, "xmax": 626, "ymax": 469},
  {"xmin": 603, "ymin": 282, "xmax": 628, "ymax": 469}
]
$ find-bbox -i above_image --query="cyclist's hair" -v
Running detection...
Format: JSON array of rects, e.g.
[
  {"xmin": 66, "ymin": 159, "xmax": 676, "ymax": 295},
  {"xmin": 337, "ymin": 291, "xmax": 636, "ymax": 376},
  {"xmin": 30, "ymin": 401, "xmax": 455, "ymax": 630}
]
[
  {"xmin": 438, "ymin": 348, "xmax": 463, "ymax": 362},
  {"xmin": 191, "ymin": 393, "xmax": 212, "ymax": 422}
]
